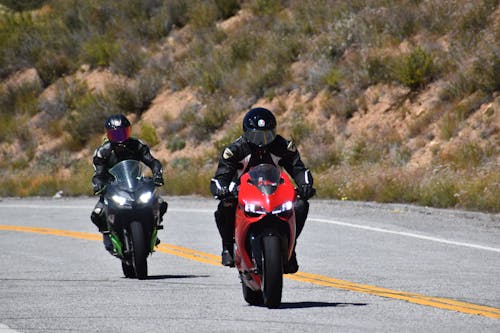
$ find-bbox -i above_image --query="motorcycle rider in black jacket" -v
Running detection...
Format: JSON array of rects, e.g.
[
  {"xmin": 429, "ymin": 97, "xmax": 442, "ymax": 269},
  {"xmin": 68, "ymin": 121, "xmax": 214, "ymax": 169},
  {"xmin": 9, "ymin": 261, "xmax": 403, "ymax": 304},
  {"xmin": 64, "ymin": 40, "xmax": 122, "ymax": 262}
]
[
  {"xmin": 91, "ymin": 114, "xmax": 167, "ymax": 253},
  {"xmin": 210, "ymin": 107, "xmax": 316, "ymax": 274}
]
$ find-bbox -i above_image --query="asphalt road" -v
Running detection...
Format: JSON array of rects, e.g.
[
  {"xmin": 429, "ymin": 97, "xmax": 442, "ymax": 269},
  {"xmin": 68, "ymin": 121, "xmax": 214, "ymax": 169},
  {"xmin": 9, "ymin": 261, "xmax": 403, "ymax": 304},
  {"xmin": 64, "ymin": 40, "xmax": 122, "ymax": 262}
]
[{"xmin": 0, "ymin": 197, "xmax": 499, "ymax": 332}]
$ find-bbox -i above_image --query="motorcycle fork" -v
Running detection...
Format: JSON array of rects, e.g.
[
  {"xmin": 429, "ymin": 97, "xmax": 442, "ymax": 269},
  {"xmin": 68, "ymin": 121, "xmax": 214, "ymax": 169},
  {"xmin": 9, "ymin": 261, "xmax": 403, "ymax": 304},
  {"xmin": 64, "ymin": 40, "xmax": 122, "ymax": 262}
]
[
  {"xmin": 249, "ymin": 230, "xmax": 289, "ymax": 274},
  {"xmin": 122, "ymin": 229, "xmax": 134, "ymax": 264},
  {"xmin": 249, "ymin": 233, "xmax": 263, "ymax": 274}
]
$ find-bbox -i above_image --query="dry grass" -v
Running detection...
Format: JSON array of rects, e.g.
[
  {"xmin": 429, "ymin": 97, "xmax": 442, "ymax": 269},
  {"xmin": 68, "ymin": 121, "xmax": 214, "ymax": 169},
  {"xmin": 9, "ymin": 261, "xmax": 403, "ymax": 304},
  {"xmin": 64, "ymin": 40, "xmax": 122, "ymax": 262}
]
[{"xmin": 0, "ymin": 0, "xmax": 498, "ymax": 213}]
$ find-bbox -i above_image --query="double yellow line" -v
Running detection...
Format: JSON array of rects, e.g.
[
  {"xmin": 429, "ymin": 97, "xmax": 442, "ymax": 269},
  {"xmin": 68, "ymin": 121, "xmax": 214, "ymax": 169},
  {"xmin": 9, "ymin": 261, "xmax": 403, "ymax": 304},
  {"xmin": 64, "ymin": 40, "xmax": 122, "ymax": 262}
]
[{"xmin": 2, "ymin": 224, "xmax": 499, "ymax": 319}]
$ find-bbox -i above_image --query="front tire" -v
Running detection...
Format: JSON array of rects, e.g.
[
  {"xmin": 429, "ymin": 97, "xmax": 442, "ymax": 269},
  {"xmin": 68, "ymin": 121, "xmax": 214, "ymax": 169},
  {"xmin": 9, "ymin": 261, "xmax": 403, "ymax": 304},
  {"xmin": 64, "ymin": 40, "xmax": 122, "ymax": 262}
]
[
  {"xmin": 130, "ymin": 221, "xmax": 148, "ymax": 279},
  {"xmin": 122, "ymin": 261, "xmax": 135, "ymax": 278},
  {"xmin": 262, "ymin": 235, "xmax": 283, "ymax": 308}
]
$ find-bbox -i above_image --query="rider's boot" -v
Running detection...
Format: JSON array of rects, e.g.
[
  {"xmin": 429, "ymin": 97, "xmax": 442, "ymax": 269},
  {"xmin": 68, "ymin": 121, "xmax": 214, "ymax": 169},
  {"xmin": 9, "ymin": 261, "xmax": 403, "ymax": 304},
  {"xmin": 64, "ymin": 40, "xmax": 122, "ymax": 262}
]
[
  {"xmin": 221, "ymin": 242, "xmax": 235, "ymax": 267},
  {"xmin": 91, "ymin": 209, "xmax": 115, "ymax": 254},
  {"xmin": 158, "ymin": 200, "xmax": 168, "ymax": 226},
  {"xmin": 154, "ymin": 200, "xmax": 168, "ymax": 246}
]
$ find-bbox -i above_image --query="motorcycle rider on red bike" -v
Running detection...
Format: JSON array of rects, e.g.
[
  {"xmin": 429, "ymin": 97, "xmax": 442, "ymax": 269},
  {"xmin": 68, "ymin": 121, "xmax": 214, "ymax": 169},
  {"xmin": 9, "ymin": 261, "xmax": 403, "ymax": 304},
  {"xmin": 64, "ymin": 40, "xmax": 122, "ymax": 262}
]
[
  {"xmin": 91, "ymin": 114, "xmax": 168, "ymax": 253},
  {"xmin": 210, "ymin": 107, "xmax": 316, "ymax": 274}
]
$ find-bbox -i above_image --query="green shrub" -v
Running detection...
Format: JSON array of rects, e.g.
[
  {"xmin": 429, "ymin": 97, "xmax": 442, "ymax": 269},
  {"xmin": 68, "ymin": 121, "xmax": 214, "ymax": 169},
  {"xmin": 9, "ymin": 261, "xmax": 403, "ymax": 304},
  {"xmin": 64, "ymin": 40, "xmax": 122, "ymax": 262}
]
[
  {"xmin": 64, "ymin": 89, "xmax": 113, "ymax": 149},
  {"xmin": 457, "ymin": 169, "xmax": 500, "ymax": 212},
  {"xmin": 0, "ymin": 0, "xmax": 46, "ymax": 11},
  {"xmin": 230, "ymin": 32, "xmax": 259, "ymax": 64},
  {"xmin": 455, "ymin": 0, "xmax": 497, "ymax": 47},
  {"xmin": 289, "ymin": 110, "xmax": 311, "ymax": 144},
  {"xmin": 0, "ymin": 80, "xmax": 42, "ymax": 117},
  {"xmin": 215, "ymin": 0, "xmax": 240, "ymax": 20},
  {"xmin": 373, "ymin": 172, "xmax": 417, "ymax": 204},
  {"xmin": 249, "ymin": 0, "xmax": 283, "ymax": 16},
  {"xmin": 61, "ymin": 158, "xmax": 94, "ymax": 196},
  {"xmin": 441, "ymin": 73, "xmax": 476, "ymax": 101},
  {"xmin": 419, "ymin": 171, "xmax": 458, "ymax": 208},
  {"xmin": 188, "ymin": 1, "xmax": 218, "ymax": 29},
  {"xmin": 35, "ymin": 49, "xmax": 73, "ymax": 86},
  {"xmin": 81, "ymin": 34, "xmax": 120, "ymax": 68},
  {"xmin": 322, "ymin": 67, "xmax": 342, "ymax": 91},
  {"xmin": 166, "ymin": 135, "xmax": 186, "ymax": 152},
  {"xmin": 139, "ymin": 122, "xmax": 159, "ymax": 147},
  {"xmin": 439, "ymin": 141, "xmax": 486, "ymax": 170},
  {"xmin": 471, "ymin": 52, "xmax": 500, "ymax": 94},
  {"xmin": 110, "ymin": 42, "xmax": 146, "ymax": 77},
  {"xmin": 346, "ymin": 139, "xmax": 385, "ymax": 165},
  {"xmin": 107, "ymin": 82, "xmax": 141, "ymax": 116},
  {"xmin": 367, "ymin": 56, "xmax": 391, "ymax": 84},
  {"xmin": 247, "ymin": 60, "xmax": 287, "ymax": 97},
  {"xmin": 0, "ymin": 114, "xmax": 17, "ymax": 142},
  {"xmin": 163, "ymin": 0, "xmax": 189, "ymax": 27},
  {"xmin": 136, "ymin": 65, "xmax": 167, "ymax": 114},
  {"xmin": 438, "ymin": 110, "xmax": 459, "ymax": 140},
  {"xmin": 186, "ymin": 97, "xmax": 234, "ymax": 141},
  {"xmin": 394, "ymin": 47, "xmax": 435, "ymax": 90}
]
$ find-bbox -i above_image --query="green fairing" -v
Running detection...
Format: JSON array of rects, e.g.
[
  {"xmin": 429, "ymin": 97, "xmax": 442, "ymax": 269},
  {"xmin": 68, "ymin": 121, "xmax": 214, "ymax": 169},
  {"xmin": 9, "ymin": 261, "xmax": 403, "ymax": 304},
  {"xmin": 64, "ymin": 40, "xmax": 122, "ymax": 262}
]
[
  {"xmin": 150, "ymin": 229, "xmax": 158, "ymax": 252},
  {"xmin": 110, "ymin": 233, "xmax": 123, "ymax": 257}
]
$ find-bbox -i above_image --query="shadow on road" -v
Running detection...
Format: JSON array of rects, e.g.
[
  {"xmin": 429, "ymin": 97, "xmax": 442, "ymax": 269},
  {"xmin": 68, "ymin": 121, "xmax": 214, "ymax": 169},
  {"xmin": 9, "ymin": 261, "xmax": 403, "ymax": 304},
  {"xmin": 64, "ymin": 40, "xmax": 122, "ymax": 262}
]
[
  {"xmin": 278, "ymin": 302, "xmax": 367, "ymax": 309},
  {"xmin": 142, "ymin": 274, "xmax": 210, "ymax": 280}
]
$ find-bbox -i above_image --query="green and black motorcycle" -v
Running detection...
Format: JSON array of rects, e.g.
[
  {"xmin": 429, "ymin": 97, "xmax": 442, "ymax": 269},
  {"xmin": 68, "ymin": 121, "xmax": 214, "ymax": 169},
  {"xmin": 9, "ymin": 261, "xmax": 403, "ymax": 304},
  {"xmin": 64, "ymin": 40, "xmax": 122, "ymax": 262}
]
[{"xmin": 103, "ymin": 159, "xmax": 164, "ymax": 279}]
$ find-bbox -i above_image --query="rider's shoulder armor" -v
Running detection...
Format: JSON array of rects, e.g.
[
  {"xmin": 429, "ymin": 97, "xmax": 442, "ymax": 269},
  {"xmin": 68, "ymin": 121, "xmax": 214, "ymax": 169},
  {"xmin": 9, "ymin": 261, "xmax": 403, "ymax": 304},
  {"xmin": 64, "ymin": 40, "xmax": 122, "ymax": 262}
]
[
  {"xmin": 94, "ymin": 141, "xmax": 113, "ymax": 160},
  {"xmin": 268, "ymin": 135, "xmax": 290, "ymax": 155},
  {"xmin": 223, "ymin": 136, "xmax": 250, "ymax": 160}
]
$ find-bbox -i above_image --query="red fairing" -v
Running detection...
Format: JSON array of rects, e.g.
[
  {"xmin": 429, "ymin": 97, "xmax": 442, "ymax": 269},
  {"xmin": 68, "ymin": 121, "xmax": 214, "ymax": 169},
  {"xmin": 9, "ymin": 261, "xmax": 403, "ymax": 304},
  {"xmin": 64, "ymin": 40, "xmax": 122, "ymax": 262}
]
[{"xmin": 233, "ymin": 164, "xmax": 297, "ymax": 290}]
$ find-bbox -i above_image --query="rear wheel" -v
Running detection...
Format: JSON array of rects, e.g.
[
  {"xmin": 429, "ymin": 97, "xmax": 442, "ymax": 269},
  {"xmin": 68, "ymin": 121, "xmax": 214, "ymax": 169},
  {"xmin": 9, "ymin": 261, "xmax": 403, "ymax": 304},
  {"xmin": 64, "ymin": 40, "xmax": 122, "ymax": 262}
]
[
  {"xmin": 130, "ymin": 221, "xmax": 148, "ymax": 279},
  {"xmin": 262, "ymin": 235, "xmax": 283, "ymax": 308}
]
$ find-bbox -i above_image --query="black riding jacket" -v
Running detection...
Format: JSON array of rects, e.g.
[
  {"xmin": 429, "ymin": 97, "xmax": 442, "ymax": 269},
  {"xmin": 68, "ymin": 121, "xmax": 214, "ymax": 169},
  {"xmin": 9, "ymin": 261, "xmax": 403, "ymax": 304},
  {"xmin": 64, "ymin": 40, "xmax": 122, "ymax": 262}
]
[
  {"xmin": 210, "ymin": 135, "xmax": 313, "ymax": 195},
  {"xmin": 92, "ymin": 138, "xmax": 163, "ymax": 188}
]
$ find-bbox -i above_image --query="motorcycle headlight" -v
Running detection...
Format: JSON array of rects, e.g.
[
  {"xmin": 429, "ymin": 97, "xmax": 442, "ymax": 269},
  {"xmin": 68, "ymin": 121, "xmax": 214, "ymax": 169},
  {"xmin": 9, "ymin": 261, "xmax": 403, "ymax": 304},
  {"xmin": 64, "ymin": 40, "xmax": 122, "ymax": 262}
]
[
  {"xmin": 111, "ymin": 194, "xmax": 127, "ymax": 206},
  {"xmin": 138, "ymin": 191, "xmax": 153, "ymax": 204},
  {"xmin": 272, "ymin": 201, "xmax": 294, "ymax": 218},
  {"xmin": 244, "ymin": 203, "xmax": 267, "ymax": 217}
]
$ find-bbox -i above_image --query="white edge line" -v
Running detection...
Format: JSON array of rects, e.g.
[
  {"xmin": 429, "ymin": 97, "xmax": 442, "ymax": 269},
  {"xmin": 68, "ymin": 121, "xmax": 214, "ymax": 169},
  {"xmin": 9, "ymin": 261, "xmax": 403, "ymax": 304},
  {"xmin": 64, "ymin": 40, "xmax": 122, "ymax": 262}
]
[
  {"xmin": 1, "ymin": 204, "xmax": 499, "ymax": 253},
  {"xmin": 310, "ymin": 217, "xmax": 500, "ymax": 253},
  {"xmin": 0, "ymin": 323, "xmax": 21, "ymax": 333}
]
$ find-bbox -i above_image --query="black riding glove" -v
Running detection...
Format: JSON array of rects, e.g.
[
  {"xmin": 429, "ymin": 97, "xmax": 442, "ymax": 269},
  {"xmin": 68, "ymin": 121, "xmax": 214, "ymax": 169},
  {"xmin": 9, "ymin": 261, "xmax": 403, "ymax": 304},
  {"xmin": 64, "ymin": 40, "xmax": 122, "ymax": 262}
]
[
  {"xmin": 93, "ymin": 183, "xmax": 106, "ymax": 195},
  {"xmin": 298, "ymin": 184, "xmax": 316, "ymax": 200},
  {"xmin": 215, "ymin": 186, "xmax": 231, "ymax": 200},
  {"xmin": 153, "ymin": 174, "xmax": 164, "ymax": 186}
]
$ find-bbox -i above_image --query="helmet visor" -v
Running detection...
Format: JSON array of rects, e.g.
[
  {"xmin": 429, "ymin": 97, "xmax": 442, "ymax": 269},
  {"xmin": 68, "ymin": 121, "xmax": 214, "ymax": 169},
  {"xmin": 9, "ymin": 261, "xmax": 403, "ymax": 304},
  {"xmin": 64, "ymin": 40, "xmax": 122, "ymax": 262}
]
[
  {"xmin": 107, "ymin": 127, "xmax": 131, "ymax": 143},
  {"xmin": 244, "ymin": 129, "xmax": 276, "ymax": 147}
]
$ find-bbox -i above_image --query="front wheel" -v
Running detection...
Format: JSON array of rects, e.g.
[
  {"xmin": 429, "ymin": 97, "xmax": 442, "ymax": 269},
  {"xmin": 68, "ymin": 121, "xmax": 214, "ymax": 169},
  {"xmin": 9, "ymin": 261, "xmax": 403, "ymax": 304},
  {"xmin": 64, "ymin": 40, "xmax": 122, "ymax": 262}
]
[
  {"xmin": 122, "ymin": 261, "xmax": 135, "ymax": 278},
  {"xmin": 262, "ymin": 235, "xmax": 283, "ymax": 308},
  {"xmin": 130, "ymin": 221, "xmax": 148, "ymax": 279}
]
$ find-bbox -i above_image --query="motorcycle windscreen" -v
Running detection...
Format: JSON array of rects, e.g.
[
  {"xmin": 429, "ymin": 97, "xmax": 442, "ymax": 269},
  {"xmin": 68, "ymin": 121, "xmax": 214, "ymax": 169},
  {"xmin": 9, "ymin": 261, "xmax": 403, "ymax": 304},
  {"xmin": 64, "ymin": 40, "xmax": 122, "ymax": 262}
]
[
  {"xmin": 248, "ymin": 164, "xmax": 282, "ymax": 195},
  {"xmin": 108, "ymin": 160, "xmax": 145, "ymax": 189}
]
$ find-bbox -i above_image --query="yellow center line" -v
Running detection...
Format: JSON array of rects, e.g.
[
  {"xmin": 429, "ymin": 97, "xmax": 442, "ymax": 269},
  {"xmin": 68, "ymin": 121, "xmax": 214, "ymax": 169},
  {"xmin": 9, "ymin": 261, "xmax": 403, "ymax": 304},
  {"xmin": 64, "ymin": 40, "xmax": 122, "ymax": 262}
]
[{"xmin": 2, "ymin": 224, "xmax": 499, "ymax": 319}]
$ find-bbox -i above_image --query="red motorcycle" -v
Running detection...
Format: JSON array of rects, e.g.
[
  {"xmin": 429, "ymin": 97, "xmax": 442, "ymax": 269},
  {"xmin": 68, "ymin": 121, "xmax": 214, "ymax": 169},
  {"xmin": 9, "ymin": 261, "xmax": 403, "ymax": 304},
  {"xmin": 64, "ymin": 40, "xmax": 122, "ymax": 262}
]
[{"xmin": 233, "ymin": 163, "xmax": 297, "ymax": 308}]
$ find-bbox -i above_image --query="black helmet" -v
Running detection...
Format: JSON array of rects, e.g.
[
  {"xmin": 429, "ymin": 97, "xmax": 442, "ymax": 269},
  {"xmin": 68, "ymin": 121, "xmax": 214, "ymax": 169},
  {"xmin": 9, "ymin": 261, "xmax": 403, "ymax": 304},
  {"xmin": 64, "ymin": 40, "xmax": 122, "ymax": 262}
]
[
  {"xmin": 105, "ymin": 114, "xmax": 131, "ymax": 143},
  {"xmin": 242, "ymin": 107, "xmax": 277, "ymax": 147}
]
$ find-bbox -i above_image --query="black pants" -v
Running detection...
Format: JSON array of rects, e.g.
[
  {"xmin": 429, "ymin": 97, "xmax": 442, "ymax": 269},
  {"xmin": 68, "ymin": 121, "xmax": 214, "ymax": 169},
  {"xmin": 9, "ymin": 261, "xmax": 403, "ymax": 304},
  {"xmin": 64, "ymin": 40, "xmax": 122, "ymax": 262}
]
[{"xmin": 214, "ymin": 198, "xmax": 309, "ymax": 246}]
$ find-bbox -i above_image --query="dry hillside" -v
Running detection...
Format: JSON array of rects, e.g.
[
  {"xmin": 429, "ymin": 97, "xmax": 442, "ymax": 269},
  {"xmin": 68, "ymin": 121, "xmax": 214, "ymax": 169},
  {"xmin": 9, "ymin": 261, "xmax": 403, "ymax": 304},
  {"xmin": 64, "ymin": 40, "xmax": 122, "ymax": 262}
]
[{"xmin": 0, "ymin": 1, "xmax": 498, "ymax": 212}]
